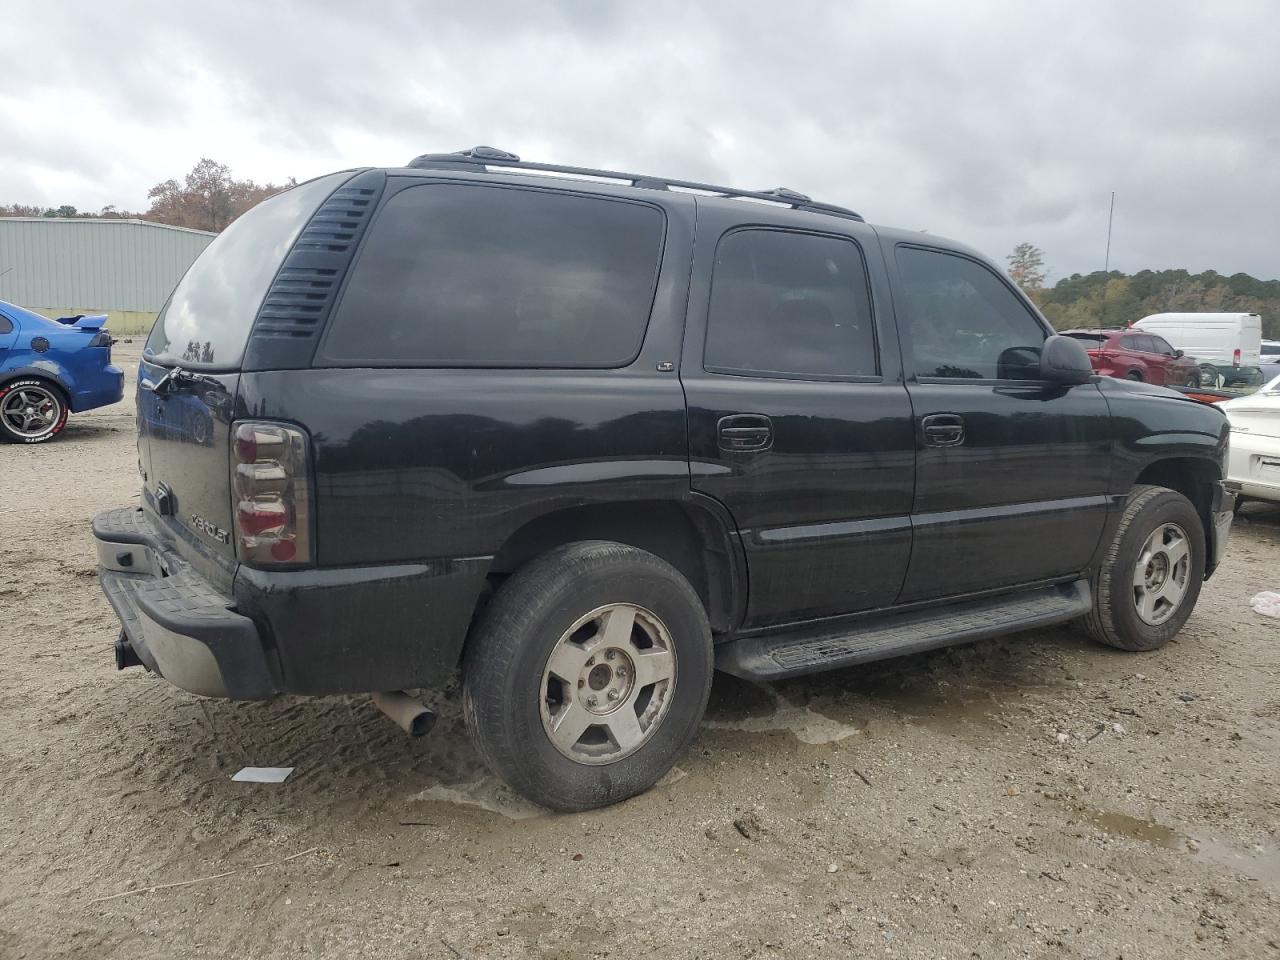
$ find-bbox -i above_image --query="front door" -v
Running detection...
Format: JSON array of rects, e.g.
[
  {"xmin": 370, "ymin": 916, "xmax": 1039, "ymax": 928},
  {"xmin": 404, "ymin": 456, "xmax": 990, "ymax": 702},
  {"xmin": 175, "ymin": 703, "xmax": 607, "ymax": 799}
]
[
  {"xmin": 681, "ymin": 212, "xmax": 915, "ymax": 628},
  {"xmin": 888, "ymin": 242, "xmax": 1113, "ymax": 603}
]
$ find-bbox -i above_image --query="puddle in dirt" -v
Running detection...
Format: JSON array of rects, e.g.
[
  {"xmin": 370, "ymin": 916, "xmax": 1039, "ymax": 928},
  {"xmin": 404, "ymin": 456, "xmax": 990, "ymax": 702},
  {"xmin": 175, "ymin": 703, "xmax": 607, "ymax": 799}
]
[
  {"xmin": 412, "ymin": 779, "xmax": 546, "ymax": 821},
  {"xmin": 1077, "ymin": 806, "xmax": 1280, "ymax": 888},
  {"xmin": 703, "ymin": 680, "xmax": 862, "ymax": 744}
]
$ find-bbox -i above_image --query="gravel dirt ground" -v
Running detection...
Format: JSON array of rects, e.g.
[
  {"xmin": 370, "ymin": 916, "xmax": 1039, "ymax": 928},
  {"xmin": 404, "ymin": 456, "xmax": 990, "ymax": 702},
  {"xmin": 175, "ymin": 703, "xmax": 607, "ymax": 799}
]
[{"xmin": 2, "ymin": 341, "xmax": 1278, "ymax": 960}]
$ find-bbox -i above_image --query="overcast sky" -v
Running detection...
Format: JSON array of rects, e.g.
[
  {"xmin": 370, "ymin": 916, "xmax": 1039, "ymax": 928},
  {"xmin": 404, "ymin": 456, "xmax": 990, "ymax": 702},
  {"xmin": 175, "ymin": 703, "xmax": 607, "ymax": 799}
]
[{"xmin": 3, "ymin": 1, "xmax": 1277, "ymax": 282}]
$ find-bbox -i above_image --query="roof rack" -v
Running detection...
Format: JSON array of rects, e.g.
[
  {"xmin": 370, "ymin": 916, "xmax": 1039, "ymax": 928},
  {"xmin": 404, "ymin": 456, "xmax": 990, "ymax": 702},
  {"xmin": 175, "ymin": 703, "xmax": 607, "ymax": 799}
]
[{"xmin": 406, "ymin": 146, "xmax": 864, "ymax": 222}]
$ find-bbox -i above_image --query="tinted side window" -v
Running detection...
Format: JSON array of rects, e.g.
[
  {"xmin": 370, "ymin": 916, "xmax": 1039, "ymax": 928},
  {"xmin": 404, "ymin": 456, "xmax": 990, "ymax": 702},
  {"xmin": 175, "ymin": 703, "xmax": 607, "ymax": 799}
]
[
  {"xmin": 1132, "ymin": 334, "xmax": 1156, "ymax": 353},
  {"xmin": 704, "ymin": 229, "xmax": 877, "ymax": 380},
  {"xmin": 323, "ymin": 184, "xmax": 665, "ymax": 367},
  {"xmin": 896, "ymin": 247, "xmax": 1046, "ymax": 380},
  {"xmin": 1152, "ymin": 335, "xmax": 1176, "ymax": 356}
]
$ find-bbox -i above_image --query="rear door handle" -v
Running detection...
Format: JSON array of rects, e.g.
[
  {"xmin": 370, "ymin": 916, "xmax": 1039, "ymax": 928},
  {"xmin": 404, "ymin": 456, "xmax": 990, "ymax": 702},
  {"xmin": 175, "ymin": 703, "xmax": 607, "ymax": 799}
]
[
  {"xmin": 921, "ymin": 413, "xmax": 965, "ymax": 446},
  {"xmin": 718, "ymin": 414, "xmax": 773, "ymax": 452}
]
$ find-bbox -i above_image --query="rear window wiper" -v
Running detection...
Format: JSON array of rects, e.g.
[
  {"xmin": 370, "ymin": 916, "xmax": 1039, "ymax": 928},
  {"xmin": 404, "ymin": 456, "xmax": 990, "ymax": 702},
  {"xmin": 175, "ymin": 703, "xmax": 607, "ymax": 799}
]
[{"xmin": 143, "ymin": 366, "xmax": 222, "ymax": 395}]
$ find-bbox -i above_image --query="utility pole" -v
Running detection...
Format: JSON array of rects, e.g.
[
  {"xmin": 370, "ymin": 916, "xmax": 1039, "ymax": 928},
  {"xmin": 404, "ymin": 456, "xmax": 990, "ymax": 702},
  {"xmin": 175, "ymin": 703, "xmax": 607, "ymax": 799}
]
[{"xmin": 1104, "ymin": 191, "xmax": 1115, "ymax": 273}]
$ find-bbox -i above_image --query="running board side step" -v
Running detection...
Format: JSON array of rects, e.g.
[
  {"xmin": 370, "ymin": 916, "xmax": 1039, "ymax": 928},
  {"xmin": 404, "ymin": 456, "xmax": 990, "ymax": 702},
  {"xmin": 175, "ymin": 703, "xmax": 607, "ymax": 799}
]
[{"xmin": 716, "ymin": 580, "xmax": 1091, "ymax": 681}]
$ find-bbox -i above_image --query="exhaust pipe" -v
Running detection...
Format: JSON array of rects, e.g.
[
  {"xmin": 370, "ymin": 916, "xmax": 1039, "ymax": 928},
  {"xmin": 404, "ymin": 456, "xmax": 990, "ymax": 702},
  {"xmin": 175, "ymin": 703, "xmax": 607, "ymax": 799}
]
[{"xmin": 372, "ymin": 691, "xmax": 436, "ymax": 737}]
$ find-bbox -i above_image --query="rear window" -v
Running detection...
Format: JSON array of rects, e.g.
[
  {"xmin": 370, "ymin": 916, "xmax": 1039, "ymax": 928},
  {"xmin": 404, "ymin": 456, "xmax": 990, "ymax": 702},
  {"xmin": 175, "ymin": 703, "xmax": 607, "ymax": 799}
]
[
  {"xmin": 145, "ymin": 172, "xmax": 348, "ymax": 369},
  {"xmin": 321, "ymin": 183, "xmax": 665, "ymax": 367}
]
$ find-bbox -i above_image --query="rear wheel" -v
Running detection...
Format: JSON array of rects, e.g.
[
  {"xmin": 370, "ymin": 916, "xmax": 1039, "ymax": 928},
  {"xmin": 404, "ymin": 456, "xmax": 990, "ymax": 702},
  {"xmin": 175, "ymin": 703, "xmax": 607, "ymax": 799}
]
[
  {"xmin": 1125, "ymin": 370, "xmax": 1143, "ymax": 381},
  {"xmin": 462, "ymin": 541, "xmax": 713, "ymax": 811},
  {"xmin": 0, "ymin": 378, "xmax": 68, "ymax": 444},
  {"xmin": 1083, "ymin": 485, "xmax": 1205, "ymax": 651}
]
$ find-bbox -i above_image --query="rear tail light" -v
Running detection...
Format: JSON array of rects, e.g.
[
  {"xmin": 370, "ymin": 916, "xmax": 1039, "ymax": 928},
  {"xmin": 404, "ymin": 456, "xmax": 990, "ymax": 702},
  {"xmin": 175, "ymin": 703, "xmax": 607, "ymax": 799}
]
[
  {"xmin": 1233, "ymin": 348, "xmax": 1241, "ymax": 367},
  {"xmin": 232, "ymin": 421, "xmax": 311, "ymax": 565}
]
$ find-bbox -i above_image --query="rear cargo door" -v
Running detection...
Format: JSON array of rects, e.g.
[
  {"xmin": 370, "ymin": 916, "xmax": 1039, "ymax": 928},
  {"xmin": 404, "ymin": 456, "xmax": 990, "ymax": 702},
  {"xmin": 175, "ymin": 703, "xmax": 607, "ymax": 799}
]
[
  {"xmin": 136, "ymin": 363, "xmax": 240, "ymax": 587},
  {"xmin": 136, "ymin": 172, "xmax": 350, "ymax": 589}
]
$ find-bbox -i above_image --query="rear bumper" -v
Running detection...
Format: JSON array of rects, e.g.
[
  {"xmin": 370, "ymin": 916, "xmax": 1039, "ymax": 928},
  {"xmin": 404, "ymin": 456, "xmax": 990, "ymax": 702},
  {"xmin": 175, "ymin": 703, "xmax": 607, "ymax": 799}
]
[
  {"xmin": 71, "ymin": 365, "xmax": 124, "ymax": 412},
  {"xmin": 93, "ymin": 506, "xmax": 491, "ymax": 699},
  {"xmin": 93, "ymin": 507, "xmax": 276, "ymax": 699},
  {"xmin": 1226, "ymin": 431, "xmax": 1280, "ymax": 504}
]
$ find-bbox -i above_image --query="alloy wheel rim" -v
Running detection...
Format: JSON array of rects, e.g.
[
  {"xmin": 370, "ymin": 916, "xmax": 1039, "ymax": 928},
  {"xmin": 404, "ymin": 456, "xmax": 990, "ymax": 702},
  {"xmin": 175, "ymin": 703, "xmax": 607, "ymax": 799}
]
[
  {"xmin": 1, "ymin": 385, "xmax": 61, "ymax": 439},
  {"xmin": 539, "ymin": 602, "xmax": 677, "ymax": 765},
  {"xmin": 1132, "ymin": 522, "xmax": 1190, "ymax": 625}
]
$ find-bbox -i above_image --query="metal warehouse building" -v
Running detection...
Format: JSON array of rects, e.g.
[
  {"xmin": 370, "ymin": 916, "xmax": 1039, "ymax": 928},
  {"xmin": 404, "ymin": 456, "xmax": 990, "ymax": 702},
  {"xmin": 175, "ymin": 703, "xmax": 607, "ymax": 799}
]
[{"xmin": 0, "ymin": 217, "xmax": 215, "ymax": 335}]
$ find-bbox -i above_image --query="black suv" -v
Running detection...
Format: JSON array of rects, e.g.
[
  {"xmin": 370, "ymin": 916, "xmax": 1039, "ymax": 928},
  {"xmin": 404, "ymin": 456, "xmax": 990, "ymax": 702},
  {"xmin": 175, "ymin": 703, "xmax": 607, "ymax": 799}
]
[{"xmin": 94, "ymin": 148, "xmax": 1234, "ymax": 811}]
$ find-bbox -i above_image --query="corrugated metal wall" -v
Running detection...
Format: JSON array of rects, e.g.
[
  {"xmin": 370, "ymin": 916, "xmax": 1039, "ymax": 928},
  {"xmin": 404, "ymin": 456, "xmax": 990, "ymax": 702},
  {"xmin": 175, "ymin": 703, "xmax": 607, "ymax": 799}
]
[{"xmin": 0, "ymin": 218, "xmax": 215, "ymax": 313}]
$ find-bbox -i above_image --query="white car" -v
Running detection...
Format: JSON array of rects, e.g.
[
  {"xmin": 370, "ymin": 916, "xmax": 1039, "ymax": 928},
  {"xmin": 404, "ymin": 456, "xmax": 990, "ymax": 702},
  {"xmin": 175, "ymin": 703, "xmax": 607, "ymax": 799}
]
[{"xmin": 1223, "ymin": 374, "xmax": 1280, "ymax": 506}]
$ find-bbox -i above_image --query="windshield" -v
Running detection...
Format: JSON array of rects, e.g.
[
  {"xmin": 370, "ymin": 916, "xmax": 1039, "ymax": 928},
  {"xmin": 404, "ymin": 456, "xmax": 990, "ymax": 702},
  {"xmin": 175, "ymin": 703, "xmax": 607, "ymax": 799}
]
[{"xmin": 145, "ymin": 172, "xmax": 347, "ymax": 369}]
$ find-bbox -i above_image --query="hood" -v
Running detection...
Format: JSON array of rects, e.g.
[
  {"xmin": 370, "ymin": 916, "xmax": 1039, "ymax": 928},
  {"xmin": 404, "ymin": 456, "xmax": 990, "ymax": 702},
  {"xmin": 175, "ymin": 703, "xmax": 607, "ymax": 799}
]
[{"xmin": 1095, "ymin": 376, "xmax": 1194, "ymax": 403}]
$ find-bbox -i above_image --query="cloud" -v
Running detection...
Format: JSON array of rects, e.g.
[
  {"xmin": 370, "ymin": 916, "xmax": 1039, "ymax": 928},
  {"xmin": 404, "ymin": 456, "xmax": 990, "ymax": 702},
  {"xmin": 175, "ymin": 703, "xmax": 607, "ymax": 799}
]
[{"xmin": 2, "ymin": 0, "xmax": 1277, "ymax": 279}]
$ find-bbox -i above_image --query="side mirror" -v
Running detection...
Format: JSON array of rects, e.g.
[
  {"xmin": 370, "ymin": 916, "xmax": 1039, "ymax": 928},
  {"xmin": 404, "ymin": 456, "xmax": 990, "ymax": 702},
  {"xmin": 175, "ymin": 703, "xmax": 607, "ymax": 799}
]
[
  {"xmin": 1040, "ymin": 334, "xmax": 1095, "ymax": 385},
  {"xmin": 1174, "ymin": 349, "xmax": 1185, "ymax": 358}
]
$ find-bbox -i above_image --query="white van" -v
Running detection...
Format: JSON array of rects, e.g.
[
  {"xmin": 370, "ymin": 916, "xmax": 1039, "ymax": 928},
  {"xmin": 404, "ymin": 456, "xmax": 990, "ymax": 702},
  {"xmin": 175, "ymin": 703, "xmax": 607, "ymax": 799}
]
[{"xmin": 1132, "ymin": 313, "xmax": 1263, "ymax": 387}]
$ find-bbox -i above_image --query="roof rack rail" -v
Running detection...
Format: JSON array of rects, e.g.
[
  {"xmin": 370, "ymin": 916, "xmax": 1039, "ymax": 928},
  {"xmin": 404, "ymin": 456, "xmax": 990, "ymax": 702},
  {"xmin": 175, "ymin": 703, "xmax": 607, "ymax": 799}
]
[{"xmin": 406, "ymin": 147, "xmax": 864, "ymax": 222}]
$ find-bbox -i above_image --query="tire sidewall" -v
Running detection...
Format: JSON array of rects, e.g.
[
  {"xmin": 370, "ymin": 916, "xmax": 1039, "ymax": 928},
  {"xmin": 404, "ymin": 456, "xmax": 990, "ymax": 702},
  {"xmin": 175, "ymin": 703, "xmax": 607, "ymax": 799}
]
[
  {"xmin": 467, "ymin": 546, "xmax": 712, "ymax": 811},
  {"xmin": 1104, "ymin": 492, "xmax": 1205, "ymax": 649},
  {"xmin": 0, "ymin": 378, "xmax": 68, "ymax": 444}
]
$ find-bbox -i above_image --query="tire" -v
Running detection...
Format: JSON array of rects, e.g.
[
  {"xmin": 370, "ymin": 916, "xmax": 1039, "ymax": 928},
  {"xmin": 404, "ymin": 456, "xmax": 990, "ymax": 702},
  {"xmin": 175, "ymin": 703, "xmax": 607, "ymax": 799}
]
[
  {"xmin": 1198, "ymin": 364, "xmax": 1222, "ymax": 389},
  {"xmin": 1125, "ymin": 370, "xmax": 1143, "ymax": 381},
  {"xmin": 0, "ymin": 378, "xmax": 69, "ymax": 444},
  {"xmin": 1082, "ymin": 485, "xmax": 1205, "ymax": 651},
  {"xmin": 1185, "ymin": 370, "xmax": 1202, "ymax": 388},
  {"xmin": 462, "ymin": 541, "xmax": 713, "ymax": 812}
]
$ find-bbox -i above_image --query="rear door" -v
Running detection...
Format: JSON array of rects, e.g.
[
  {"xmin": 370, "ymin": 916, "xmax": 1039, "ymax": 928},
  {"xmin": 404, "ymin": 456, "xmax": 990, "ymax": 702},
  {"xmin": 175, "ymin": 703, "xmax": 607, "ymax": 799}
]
[
  {"xmin": 681, "ymin": 207, "xmax": 914, "ymax": 628},
  {"xmin": 888, "ymin": 242, "xmax": 1112, "ymax": 602},
  {"xmin": 0, "ymin": 308, "xmax": 16, "ymax": 362}
]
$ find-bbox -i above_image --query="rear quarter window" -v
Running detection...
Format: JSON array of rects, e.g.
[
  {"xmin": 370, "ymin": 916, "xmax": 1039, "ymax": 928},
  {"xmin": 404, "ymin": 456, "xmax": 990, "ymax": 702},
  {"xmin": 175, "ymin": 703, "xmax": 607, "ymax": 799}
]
[
  {"xmin": 145, "ymin": 172, "xmax": 349, "ymax": 369},
  {"xmin": 320, "ymin": 183, "xmax": 665, "ymax": 367}
]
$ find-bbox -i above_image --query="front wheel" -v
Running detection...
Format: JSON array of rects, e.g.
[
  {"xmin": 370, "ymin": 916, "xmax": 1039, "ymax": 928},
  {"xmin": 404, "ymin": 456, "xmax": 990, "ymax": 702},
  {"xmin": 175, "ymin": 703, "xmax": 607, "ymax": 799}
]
[
  {"xmin": 462, "ymin": 541, "xmax": 713, "ymax": 811},
  {"xmin": 1198, "ymin": 364, "xmax": 1222, "ymax": 389},
  {"xmin": 1082, "ymin": 485, "xmax": 1205, "ymax": 651}
]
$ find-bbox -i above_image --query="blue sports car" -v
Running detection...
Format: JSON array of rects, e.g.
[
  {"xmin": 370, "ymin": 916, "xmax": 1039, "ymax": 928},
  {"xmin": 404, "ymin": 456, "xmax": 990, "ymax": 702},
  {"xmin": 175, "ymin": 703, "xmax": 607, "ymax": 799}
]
[{"xmin": 0, "ymin": 300, "xmax": 124, "ymax": 443}]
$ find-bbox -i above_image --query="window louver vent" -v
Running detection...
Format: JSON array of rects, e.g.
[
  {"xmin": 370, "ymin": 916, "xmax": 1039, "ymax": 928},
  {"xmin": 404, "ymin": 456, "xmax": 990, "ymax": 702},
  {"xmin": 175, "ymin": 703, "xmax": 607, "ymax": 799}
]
[
  {"xmin": 247, "ymin": 173, "xmax": 385, "ymax": 354},
  {"xmin": 253, "ymin": 267, "xmax": 339, "ymax": 338}
]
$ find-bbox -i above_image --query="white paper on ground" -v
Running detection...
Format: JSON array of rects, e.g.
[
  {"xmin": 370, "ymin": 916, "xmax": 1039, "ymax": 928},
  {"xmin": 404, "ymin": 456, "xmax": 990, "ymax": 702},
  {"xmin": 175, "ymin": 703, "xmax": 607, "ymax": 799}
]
[
  {"xmin": 1249, "ymin": 591, "xmax": 1280, "ymax": 618},
  {"xmin": 232, "ymin": 766, "xmax": 294, "ymax": 783}
]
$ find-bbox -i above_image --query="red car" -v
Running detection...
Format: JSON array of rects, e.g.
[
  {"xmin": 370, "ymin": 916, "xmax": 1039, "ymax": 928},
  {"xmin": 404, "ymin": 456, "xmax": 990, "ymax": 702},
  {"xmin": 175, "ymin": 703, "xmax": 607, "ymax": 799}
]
[{"xmin": 1062, "ymin": 329, "xmax": 1201, "ymax": 386}]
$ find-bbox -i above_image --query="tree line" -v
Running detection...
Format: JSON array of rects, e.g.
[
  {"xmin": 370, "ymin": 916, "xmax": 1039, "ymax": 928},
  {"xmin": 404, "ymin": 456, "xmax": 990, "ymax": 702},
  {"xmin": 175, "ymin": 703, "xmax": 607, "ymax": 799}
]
[
  {"xmin": 0, "ymin": 159, "xmax": 292, "ymax": 233},
  {"xmin": 1007, "ymin": 244, "xmax": 1278, "ymax": 339}
]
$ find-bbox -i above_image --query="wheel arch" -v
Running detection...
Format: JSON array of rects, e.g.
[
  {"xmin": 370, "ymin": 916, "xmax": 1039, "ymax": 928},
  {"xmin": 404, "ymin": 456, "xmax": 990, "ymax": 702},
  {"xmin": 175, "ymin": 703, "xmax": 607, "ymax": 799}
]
[
  {"xmin": 0, "ymin": 365, "xmax": 73, "ymax": 401},
  {"xmin": 483, "ymin": 497, "xmax": 746, "ymax": 636},
  {"xmin": 1132, "ymin": 456, "xmax": 1221, "ymax": 567}
]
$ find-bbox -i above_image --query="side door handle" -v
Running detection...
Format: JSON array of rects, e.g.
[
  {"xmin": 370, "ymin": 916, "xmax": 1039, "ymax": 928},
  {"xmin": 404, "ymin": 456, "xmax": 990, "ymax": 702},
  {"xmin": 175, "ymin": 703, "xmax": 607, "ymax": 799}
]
[
  {"xmin": 921, "ymin": 413, "xmax": 965, "ymax": 447},
  {"xmin": 718, "ymin": 414, "xmax": 773, "ymax": 452}
]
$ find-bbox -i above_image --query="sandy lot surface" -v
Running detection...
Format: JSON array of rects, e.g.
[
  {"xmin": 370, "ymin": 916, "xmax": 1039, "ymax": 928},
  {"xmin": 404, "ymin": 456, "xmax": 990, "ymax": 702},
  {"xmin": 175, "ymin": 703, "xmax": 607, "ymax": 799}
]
[{"xmin": 2, "ymin": 341, "xmax": 1279, "ymax": 960}]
